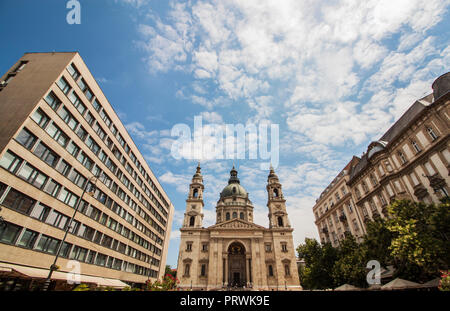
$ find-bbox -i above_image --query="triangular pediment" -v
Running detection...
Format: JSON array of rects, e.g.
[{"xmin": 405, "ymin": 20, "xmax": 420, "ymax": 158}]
[{"xmin": 208, "ymin": 218, "xmax": 266, "ymax": 230}]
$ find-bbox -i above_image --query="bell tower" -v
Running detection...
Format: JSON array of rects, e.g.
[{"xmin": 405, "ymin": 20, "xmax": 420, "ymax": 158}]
[
  {"xmin": 266, "ymin": 166, "xmax": 291, "ymax": 228},
  {"xmin": 182, "ymin": 162, "xmax": 204, "ymax": 228}
]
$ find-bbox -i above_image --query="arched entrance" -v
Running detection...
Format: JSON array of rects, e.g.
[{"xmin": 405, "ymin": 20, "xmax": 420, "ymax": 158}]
[{"xmin": 227, "ymin": 242, "xmax": 246, "ymax": 287}]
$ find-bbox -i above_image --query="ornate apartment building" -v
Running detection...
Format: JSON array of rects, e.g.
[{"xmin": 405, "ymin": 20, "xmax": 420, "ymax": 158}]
[
  {"xmin": 313, "ymin": 72, "xmax": 450, "ymax": 246},
  {"xmin": 176, "ymin": 164, "xmax": 301, "ymax": 291},
  {"xmin": 0, "ymin": 52, "xmax": 174, "ymax": 289}
]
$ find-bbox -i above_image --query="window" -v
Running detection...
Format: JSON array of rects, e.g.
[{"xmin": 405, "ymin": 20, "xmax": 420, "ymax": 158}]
[
  {"xmin": 424, "ymin": 162, "xmax": 436, "ymax": 175},
  {"xmin": 67, "ymin": 141, "xmax": 80, "ymax": 157},
  {"xmin": 31, "ymin": 108, "xmax": 50, "ymax": 128},
  {"xmin": 67, "ymin": 63, "xmax": 80, "ymax": 80},
  {"xmin": 232, "ymin": 212, "xmax": 237, "ymax": 219},
  {"xmin": 101, "ymin": 235, "xmax": 113, "ymax": 248},
  {"xmin": 200, "ymin": 264, "xmax": 206, "ymax": 277},
  {"xmin": 284, "ymin": 264, "xmax": 291, "ymax": 276},
  {"xmin": 0, "ymin": 222, "xmax": 22, "ymax": 244},
  {"xmin": 385, "ymin": 161, "xmax": 393, "ymax": 172},
  {"xmin": 35, "ymin": 235, "xmax": 60, "ymax": 254},
  {"xmin": 378, "ymin": 164, "xmax": 385, "ymax": 176},
  {"xmin": 30, "ymin": 202, "xmax": 50, "ymax": 221},
  {"xmin": 369, "ymin": 173, "xmax": 377, "ymax": 186},
  {"xmin": 189, "ymin": 216, "xmax": 195, "ymax": 227},
  {"xmin": 78, "ymin": 224, "xmax": 95, "ymax": 241},
  {"xmin": 398, "ymin": 151, "xmax": 407, "ymax": 164},
  {"xmin": 411, "ymin": 140, "xmax": 421, "ymax": 153},
  {"xmin": 3, "ymin": 188, "xmax": 36, "ymax": 215},
  {"xmin": 85, "ymin": 205, "xmax": 101, "ymax": 221},
  {"xmin": 281, "ymin": 242, "xmax": 288, "ymax": 252},
  {"xmin": 68, "ymin": 169, "xmax": 87, "ymax": 189},
  {"xmin": 378, "ymin": 194, "xmax": 387, "ymax": 206},
  {"xmin": 92, "ymin": 99, "xmax": 102, "ymax": 112},
  {"xmin": 84, "ymin": 111, "xmax": 95, "ymax": 126},
  {"xmin": 278, "ymin": 216, "xmax": 284, "ymax": 227},
  {"xmin": 347, "ymin": 202, "xmax": 353, "ymax": 213},
  {"xmin": 16, "ymin": 128, "xmax": 37, "ymax": 150},
  {"xmin": 70, "ymin": 246, "xmax": 88, "ymax": 262},
  {"xmin": 427, "ymin": 127, "xmax": 438, "ymax": 140},
  {"xmin": 268, "ymin": 265, "xmax": 274, "ymax": 277},
  {"xmin": 17, "ymin": 163, "xmax": 48, "ymax": 189},
  {"xmin": 77, "ymin": 151, "xmax": 94, "ymax": 170},
  {"xmin": 18, "ymin": 229, "xmax": 39, "ymax": 249},
  {"xmin": 45, "ymin": 210, "xmax": 69, "ymax": 230},
  {"xmin": 33, "ymin": 142, "xmax": 59, "ymax": 167},
  {"xmin": 186, "ymin": 242, "xmax": 192, "ymax": 252},
  {"xmin": 14, "ymin": 61, "xmax": 28, "ymax": 72},
  {"xmin": 184, "ymin": 264, "xmax": 190, "ymax": 276},
  {"xmin": 361, "ymin": 182, "xmax": 369, "ymax": 193},
  {"xmin": 44, "ymin": 91, "xmax": 61, "ymax": 110},
  {"xmin": 335, "ymin": 192, "xmax": 340, "ymax": 201},
  {"xmin": 59, "ymin": 242, "xmax": 73, "ymax": 258},
  {"xmin": 240, "ymin": 212, "xmax": 244, "ymax": 220},
  {"xmin": 57, "ymin": 76, "xmax": 70, "ymax": 94},
  {"xmin": 57, "ymin": 188, "xmax": 79, "ymax": 208},
  {"xmin": 44, "ymin": 179, "xmax": 62, "ymax": 197},
  {"xmin": 86, "ymin": 251, "xmax": 97, "ymax": 264},
  {"xmin": 100, "ymin": 109, "xmax": 112, "ymax": 128},
  {"xmin": 265, "ymin": 243, "xmax": 272, "ymax": 252},
  {"xmin": 56, "ymin": 159, "xmax": 71, "ymax": 177},
  {"xmin": 57, "ymin": 106, "xmax": 79, "ymax": 130},
  {"xmin": 410, "ymin": 173, "xmax": 420, "ymax": 186},
  {"xmin": 68, "ymin": 91, "xmax": 86, "ymax": 115},
  {"xmin": 0, "ymin": 150, "xmax": 23, "ymax": 173},
  {"xmin": 45, "ymin": 123, "xmax": 69, "ymax": 147},
  {"xmin": 86, "ymin": 136, "xmax": 100, "ymax": 155},
  {"xmin": 202, "ymin": 243, "xmax": 208, "ymax": 252}
]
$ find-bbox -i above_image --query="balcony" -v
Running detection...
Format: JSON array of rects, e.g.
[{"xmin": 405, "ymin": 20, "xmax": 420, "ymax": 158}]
[
  {"xmin": 339, "ymin": 214, "xmax": 347, "ymax": 222},
  {"xmin": 413, "ymin": 184, "xmax": 429, "ymax": 200}
]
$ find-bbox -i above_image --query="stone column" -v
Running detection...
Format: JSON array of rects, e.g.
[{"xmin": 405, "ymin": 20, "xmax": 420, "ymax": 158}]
[
  {"xmin": 246, "ymin": 256, "xmax": 250, "ymax": 286},
  {"xmin": 224, "ymin": 257, "xmax": 228, "ymax": 286}
]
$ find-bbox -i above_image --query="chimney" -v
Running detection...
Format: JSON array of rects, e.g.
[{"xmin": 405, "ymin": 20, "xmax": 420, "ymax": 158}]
[{"xmin": 432, "ymin": 72, "xmax": 450, "ymax": 102}]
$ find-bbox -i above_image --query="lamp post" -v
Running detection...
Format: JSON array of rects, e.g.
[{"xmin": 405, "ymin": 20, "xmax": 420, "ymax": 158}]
[{"xmin": 43, "ymin": 175, "xmax": 99, "ymax": 291}]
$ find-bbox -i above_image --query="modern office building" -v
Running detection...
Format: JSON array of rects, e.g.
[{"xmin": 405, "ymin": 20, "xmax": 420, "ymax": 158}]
[
  {"xmin": 312, "ymin": 72, "xmax": 450, "ymax": 246},
  {"xmin": 0, "ymin": 52, "xmax": 174, "ymax": 290}
]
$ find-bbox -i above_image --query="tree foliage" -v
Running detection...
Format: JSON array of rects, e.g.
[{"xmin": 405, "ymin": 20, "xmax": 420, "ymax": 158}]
[{"xmin": 297, "ymin": 199, "xmax": 450, "ymax": 289}]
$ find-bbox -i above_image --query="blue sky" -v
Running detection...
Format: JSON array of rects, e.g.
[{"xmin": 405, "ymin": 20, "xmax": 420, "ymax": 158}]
[{"xmin": 1, "ymin": 0, "xmax": 449, "ymax": 268}]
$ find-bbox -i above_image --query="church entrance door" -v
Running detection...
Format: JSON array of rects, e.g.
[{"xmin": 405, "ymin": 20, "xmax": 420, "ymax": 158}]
[{"xmin": 228, "ymin": 242, "xmax": 246, "ymax": 287}]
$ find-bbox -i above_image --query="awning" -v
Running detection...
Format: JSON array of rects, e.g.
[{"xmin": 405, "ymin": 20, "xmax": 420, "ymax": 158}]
[
  {"xmin": 381, "ymin": 278, "xmax": 421, "ymax": 290},
  {"xmin": 0, "ymin": 263, "xmax": 129, "ymax": 288}
]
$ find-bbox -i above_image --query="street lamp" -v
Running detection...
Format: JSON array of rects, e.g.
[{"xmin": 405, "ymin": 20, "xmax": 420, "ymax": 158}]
[{"xmin": 43, "ymin": 174, "xmax": 100, "ymax": 291}]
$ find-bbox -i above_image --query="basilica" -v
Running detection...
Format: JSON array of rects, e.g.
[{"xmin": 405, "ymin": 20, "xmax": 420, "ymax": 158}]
[{"xmin": 176, "ymin": 164, "xmax": 302, "ymax": 290}]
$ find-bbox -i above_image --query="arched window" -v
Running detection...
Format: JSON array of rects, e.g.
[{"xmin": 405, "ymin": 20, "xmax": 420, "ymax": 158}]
[
  {"xmin": 277, "ymin": 216, "xmax": 283, "ymax": 227},
  {"xmin": 284, "ymin": 264, "xmax": 290, "ymax": 276},
  {"xmin": 232, "ymin": 187, "xmax": 236, "ymax": 193},
  {"xmin": 193, "ymin": 188, "xmax": 198, "ymax": 198},
  {"xmin": 274, "ymin": 188, "xmax": 279, "ymax": 197},
  {"xmin": 184, "ymin": 264, "xmax": 190, "ymax": 276},
  {"xmin": 226, "ymin": 212, "xmax": 230, "ymax": 221},
  {"xmin": 268, "ymin": 265, "xmax": 274, "ymax": 277},
  {"xmin": 240, "ymin": 212, "xmax": 244, "ymax": 220},
  {"xmin": 189, "ymin": 216, "xmax": 195, "ymax": 227},
  {"xmin": 232, "ymin": 212, "xmax": 237, "ymax": 219}
]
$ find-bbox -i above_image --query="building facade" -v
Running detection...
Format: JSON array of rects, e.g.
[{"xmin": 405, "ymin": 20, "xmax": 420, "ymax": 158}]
[
  {"xmin": 0, "ymin": 52, "xmax": 174, "ymax": 289},
  {"xmin": 313, "ymin": 72, "xmax": 450, "ymax": 245},
  {"xmin": 176, "ymin": 164, "xmax": 301, "ymax": 291},
  {"xmin": 313, "ymin": 156, "xmax": 366, "ymax": 247}
]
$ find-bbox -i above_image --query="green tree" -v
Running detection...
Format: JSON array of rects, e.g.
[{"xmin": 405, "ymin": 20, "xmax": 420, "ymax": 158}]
[
  {"xmin": 297, "ymin": 238, "xmax": 338, "ymax": 289},
  {"xmin": 332, "ymin": 234, "xmax": 367, "ymax": 288},
  {"xmin": 387, "ymin": 199, "xmax": 450, "ymax": 282}
]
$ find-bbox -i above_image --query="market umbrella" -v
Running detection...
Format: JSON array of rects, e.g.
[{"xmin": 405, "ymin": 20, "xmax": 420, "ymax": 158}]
[
  {"xmin": 334, "ymin": 284, "xmax": 361, "ymax": 291},
  {"xmin": 381, "ymin": 278, "xmax": 421, "ymax": 290},
  {"xmin": 420, "ymin": 278, "xmax": 440, "ymax": 289}
]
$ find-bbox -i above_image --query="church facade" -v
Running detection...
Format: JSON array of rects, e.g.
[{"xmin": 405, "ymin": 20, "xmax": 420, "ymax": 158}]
[{"xmin": 176, "ymin": 164, "xmax": 302, "ymax": 290}]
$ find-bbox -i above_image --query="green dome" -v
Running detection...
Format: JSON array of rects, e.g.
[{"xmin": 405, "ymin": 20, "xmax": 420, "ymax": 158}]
[{"xmin": 221, "ymin": 183, "xmax": 248, "ymax": 198}]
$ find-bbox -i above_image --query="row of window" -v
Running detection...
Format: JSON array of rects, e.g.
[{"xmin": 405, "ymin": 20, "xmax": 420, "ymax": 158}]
[
  {"xmin": 0, "ymin": 220, "xmax": 157, "ymax": 277},
  {"xmin": 0, "ymin": 181, "xmax": 162, "ymax": 262},
  {"xmin": 0, "ymin": 150, "xmax": 163, "ymax": 253},
  {"xmin": 41, "ymin": 94, "xmax": 168, "ymax": 226},
  {"xmin": 63, "ymin": 63, "xmax": 169, "ymax": 211},
  {"xmin": 27, "ymin": 107, "xmax": 167, "ymax": 235}
]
